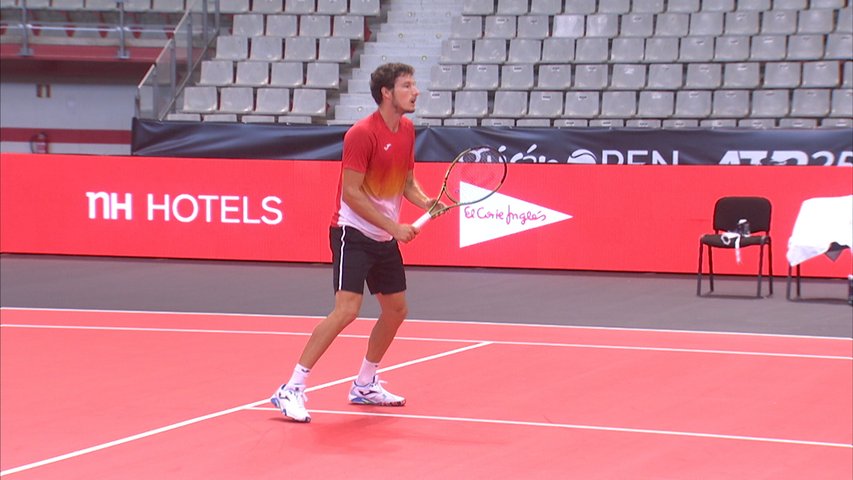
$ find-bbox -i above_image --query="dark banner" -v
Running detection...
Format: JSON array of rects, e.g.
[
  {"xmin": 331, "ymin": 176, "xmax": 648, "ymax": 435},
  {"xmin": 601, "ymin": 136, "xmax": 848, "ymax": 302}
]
[{"xmin": 132, "ymin": 118, "xmax": 853, "ymax": 166}]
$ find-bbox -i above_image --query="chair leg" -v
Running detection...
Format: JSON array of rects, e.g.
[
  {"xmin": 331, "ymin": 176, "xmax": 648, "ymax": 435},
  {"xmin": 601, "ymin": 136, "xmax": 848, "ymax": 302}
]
[
  {"xmin": 697, "ymin": 242, "xmax": 704, "ymax": 296},
  {"xmin": 708, "ymin": 247, "xmax": 715, "ymax": 292},
  {"xmin": 768, "ymin": 239, "xmax": 773, "ymax": 296},
  {"xmin": 757, "ymin": 243, "xmax": 765, "ymax": 298},
  {"xmin": 796, "ymin": 264, "xmax": 801, "ymax": 297},
  {"xmin": 786, "ymin": 264, "xmax": 793, "ymax": 300}
]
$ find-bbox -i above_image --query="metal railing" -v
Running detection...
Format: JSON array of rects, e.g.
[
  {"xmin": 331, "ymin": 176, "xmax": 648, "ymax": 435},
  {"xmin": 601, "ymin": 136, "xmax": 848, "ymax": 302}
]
[{"xmin": 135, "ymin": 0, "xmax": 219, "ymax": 120}]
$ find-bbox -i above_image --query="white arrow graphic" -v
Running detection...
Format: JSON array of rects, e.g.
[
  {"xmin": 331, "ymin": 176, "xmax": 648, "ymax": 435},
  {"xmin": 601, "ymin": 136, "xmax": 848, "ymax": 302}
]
[{"xmin": 458, "ymin": 182, "xmax": 573, "ymax": 248}]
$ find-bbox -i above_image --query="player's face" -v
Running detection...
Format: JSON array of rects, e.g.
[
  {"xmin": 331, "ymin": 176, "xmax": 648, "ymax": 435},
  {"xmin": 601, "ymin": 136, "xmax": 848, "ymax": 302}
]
[{"xmin": 389, "ymin": 74, "xmax": 419, "ymax": 114}]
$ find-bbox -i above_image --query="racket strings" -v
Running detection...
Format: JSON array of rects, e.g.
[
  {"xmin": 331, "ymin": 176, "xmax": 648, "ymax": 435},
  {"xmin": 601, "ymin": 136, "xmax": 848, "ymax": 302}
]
[{"xmin": 446, "ymin": 147, "xmax": 506, "ymax": 204}]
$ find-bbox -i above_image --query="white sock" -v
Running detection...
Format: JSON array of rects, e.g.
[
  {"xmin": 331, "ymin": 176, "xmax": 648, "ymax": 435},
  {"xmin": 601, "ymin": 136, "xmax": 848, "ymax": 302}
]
[
  {"xmin": 355, "ymin": 358, "xmax": 379, "ymax": 386},
  {"xmin": 285, "ymin": 364, "xmax": 311, "ymax": 390}
]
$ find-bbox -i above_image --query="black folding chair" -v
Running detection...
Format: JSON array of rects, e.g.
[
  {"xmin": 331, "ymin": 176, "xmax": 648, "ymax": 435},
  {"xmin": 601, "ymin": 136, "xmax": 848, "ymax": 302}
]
[{"xmin": 697, "ymin": 196, "xmax": 773, "ymax": 297}]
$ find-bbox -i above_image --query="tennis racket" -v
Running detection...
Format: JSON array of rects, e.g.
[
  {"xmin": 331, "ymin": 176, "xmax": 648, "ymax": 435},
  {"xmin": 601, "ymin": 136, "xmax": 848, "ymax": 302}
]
[{"xmin": 413, "ymin": 145, "xmax": 507, "ymax": 228}]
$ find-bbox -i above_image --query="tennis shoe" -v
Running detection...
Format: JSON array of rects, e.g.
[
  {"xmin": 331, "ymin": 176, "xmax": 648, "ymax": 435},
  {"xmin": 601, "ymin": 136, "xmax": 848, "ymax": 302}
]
[
  {"xmin": 270, "ymin": 385, "xmax": 311, "ymax": 423},
  {"xmin": 348, "ymin": 376, "xmax": 406, "ymax": 406}
]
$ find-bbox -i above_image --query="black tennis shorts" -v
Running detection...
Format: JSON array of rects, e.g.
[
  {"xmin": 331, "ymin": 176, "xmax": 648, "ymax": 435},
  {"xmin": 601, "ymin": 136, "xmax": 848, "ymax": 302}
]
[{"xmin": 330, "ymin": 226, "xmax": 407, "ymax": 295}]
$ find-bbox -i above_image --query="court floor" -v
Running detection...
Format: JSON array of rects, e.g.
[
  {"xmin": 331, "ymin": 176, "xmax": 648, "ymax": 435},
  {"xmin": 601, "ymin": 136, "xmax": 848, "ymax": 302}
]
[{"xmin": 1, "ymin": 254, "xmax": 851, "ymax": 478}]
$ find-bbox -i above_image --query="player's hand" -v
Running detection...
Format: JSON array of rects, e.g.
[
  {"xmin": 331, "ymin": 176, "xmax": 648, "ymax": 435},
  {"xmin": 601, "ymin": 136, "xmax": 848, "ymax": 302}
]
[
  {"xmin": 392, "ymin": 223, "xmax": 418, "ymax": 243},
  {"xmin": 426, "ymin": 198, "xmax": 449, "ymax": 217}
]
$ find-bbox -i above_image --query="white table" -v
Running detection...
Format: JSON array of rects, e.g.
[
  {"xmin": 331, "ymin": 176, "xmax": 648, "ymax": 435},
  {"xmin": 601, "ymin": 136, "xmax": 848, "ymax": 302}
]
[{"xmin": 786, "ymin": 195, "xmax": 853, "ymax": 300}]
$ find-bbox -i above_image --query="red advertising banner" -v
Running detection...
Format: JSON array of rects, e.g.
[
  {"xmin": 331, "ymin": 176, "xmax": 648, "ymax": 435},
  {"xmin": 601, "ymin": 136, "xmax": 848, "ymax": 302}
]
[{"xmin": 1, "ymin": 153, "xmax": 851, "ymax": 277}]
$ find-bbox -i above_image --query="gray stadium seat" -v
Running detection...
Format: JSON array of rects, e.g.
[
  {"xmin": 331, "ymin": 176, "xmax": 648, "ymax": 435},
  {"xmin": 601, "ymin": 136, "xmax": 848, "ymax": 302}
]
[
  {"xmin": 236, "ymin": 61, "xmax": 270, "ymax": 86},
  {"xmin": 563, "ymin": 0, "xmax": 596, "ymax": 14},
  {"xmin": 662, "ymin": 119, "xmax": 699, "ymax": 128},
  {"xmin": 844, "ymin": 61, "xmax": 853, "ymax": 88},
  {"xmin": 610, "ymin": 38, "xmax": 645, "ymax": 63},
  {"xmin": 333, "ymin": 15, "xmax": 365, "ymax": 39},
  {"xmin": 703, "ymin": 0, "xmax": 734, "ymax": 11},
  {"xmin": 528, "ymin": 91, "xmax": 563, "ymax": 117},
  {"xmin": 497, "ymin": 0, "xmax": 528, "ymax": 14},
  {"xmin": 220, "ymin": 0, "xmax": 249, "ymax": 13},
  {"xmin": 349, "ymin": 0, "xmax": 379, "ymax": 16},
  {"xmin": 627, "ymin": 119, "xmax": 664, "ymax": 128},
  {"xmin": 763, "ymin": 62, "xmax": 800, "ymax": 88},
  {"xmin": 315, "ymin": 0, "xmax": 345, "ymax": 14},
  {"xmin": 451, "ymin": 16, "xmax": 484, "ymax": 38},
  {"xmin": 836, "ymin": 7, "xmax": 852, "ymax": 33},
  {"xmin": 690, "ymin": 12, "xmax": 724, "ymax": 36},
  {"xmin": 270, "ymin": 62, "xmax": 304, "ymax": 87},
  {"xmin": 507, "ymin": 39, "xmax": 542, "ymax": 64},
  {"xmin": 737, "ymin": 0, "xmax": 770, "ymax": 10},
  {"xmin": 830, "ymin": 89, "xmax": 853, "ymax": 117},
  {"xmin": 306, "ymin": 62, "xmax": 340, "ymax": 88},
  {"xmin": 233, "ymin": 14, "xmax": 265, "ymax": 37},
  {"xmin": 530, "ymin": 0, "xmax": 561, "ymax": 15},
  {"xmin": 481, "ymin": 118, "xmax": 517, "ymax": 127},
  {"xmin": 762, "ymin": 10, "xmax": 797, "ymax": 35},
  {"xmin": 599, "ymin": 0, "xmax": 629, "ymax": 13},
  {"xmin": 300, "ymin": 15, "xmax": 331, "ymax": 37},
  {"xmin": 712, "ymin": 90, "xmax": 750, "ymax": 117},
  {"xmin": 441, "ymin": 39, "xmax": 474, "ymax": 64},
  {"xmin": 802, "ymin": 61, "xmax": 840, "ymax": 88},
  {"xmin": 199, "ymin": 60, "xmax": 234, "ymax": 86},
  {"xmin": 644, "ymin": 38, "xmax": 679, "ymax": 63},
  {"xmin": 285, "ymin": 37, "xmax": 317, "ymax": 61},
  {"xmin": 453, "ymin": 90, "xmax": 489, "ymax": 117},
  {"xmin": 714, "ymin": 36, "xmax": 750, "ymax": 62},
  {"xmin": 638, "ymin": 91, "xmax": 674, "ymax": 118},
  {"xmin": 430, "ymin": 64, "xmax": 464, "ymax": 90},
  {"xmin": 501, "ymin": 64, "xmax": 535, "ymax": 89},
  {"xmin": 291, "ymin": 88, "xmax": 327, "ymax": 116},
  {"xmin": 563, "ymin": 91, "xmax": 600, "ymax": 117},
  {"xmin": 204, "ymin": 114, "xmax": 239, "ymax": 122},
  {"xmin": 182, "ymin": 86, "xmax": 218, "ymax": 113},
  {"xmin": 250, "ymin": 36, "xmax": 283, "ymax": 61},
  {"xmin": 418, "ymin": 91, "xmax": 453, "ymax": 118},
  {"xmin": 285, "ymin": 0, "xmax": 314, "ymax": 14},
  {"xmin": 723, "ymin": 62, "xmax": 760, "ymax": 89},
  {"xmin": 463, "ymin": 0, "xmax": 494, "ymax": 15},
  {"xmin": 537, "ymin": 64, "xmax": 572, "ymax": 89},
  {"xmin": 750, "ymin": 35, "xmax": 786, "ymax": 61},
  {"xmin": 586, "ymin": 14, "xmax": 619, "ymax": 37},
  {"xmin": 575, "ymin": 38, "xmax": 609, "ymax": 63},
  {"xmin": 647, "ymin": 64, "xmax": 684, "ymax": 89},
  {"xmin": 621, "ymin": 14, "xmax": 654, "ymax": 37},
  {"xmin": 790, "ymin": 89, "xmax": 831, "ymax": 117},
  {"xmin": 798, "ymin": 9, "xmax": 834, "ymax": 34},
  {"xmin": 825, "ymin": 34, "xmax": 853, "ymax": 60},
  {"xmin": 517, "ymin": 16, "xmax": 550, "ymax": 39},
  {"xmin": 574, "ymin": 64, "xmax": 608, "ymax": 90},
  {"xmin": 725, "ymin": 11, "xmax": 759, "ymax": 35},
  {"xmin": 219, "ymin": 87, "xmax": 255, "ymax": 113},
  {"xmin": 491, "ymin": 91, "xmax": 528, "ymax": 117},
  {"xmin": 484, "ymin": 15, "xmax": 517, "ymax": 38},
  {"xmin": 554, "ymin": 119, "xmax": 590, "ymax": 127},
  {"xmin": 541, "ymin": 38, "xmax": 575, "ymax": 63},
  {"xmin": 680, "ymin": 37, "xmax": 714, "ymax": 62},
  {"xmin": 465, "ymin": 64, "xmax": 500, "ymax": 90},
  {"xmin": 655, "ymin": 13, "xmax": 689, "ymax": 37},
  {"xmin": 151, "ymin": 0, "xmax": 183, "ymax": 11},
  {"xmin": 685, "ymin": 63, "xmax": 722, "ymax": 89},
  {"xmin": 738, "ymin": 119, "xmax": 775, "ymax": 128},
  {"xmin": 610, "ymin": 64, "xmax": 647, "ymax": 90},
  {"xmin": 778, "ymin": 118, "xmax": 818, "ymax": 128},
  {"xmin": 255, "ymin": 88, "xmax": 290, "ymax": 114},
  {"xmin": 266, "ymin": 15, "xmax": 298, "ymax": 36},
  {"xmin": 633, "ymin": 0, "xmax": 664, "ymax": 13},
  {"xmin": 474, "ymin": 38, "xmax": 507, "ymax": 63},
  {"xmin": 601, "ymin": 91, "xmax": 637, "ymax": 118},
  {"xmin": 216, "ymin": 36, "xmax": 249, "ymax": 61},
  {"xmin": 318, "ymin": 37, "xmax": 351, "ymax": 62},
  {"xmin": 751, "ymin": 89, "xmax": 789, "ymax": 117},
  {"xmin": 675, "ymin": 90, "xmax": 712, "ymax": 117},
  {"xmin": 787, "ymin": 34, "xmax": 825, "ymax": 61},
  {"xmin": 552, "ymin": 15, "xmax": 586, "ymax": 38}
]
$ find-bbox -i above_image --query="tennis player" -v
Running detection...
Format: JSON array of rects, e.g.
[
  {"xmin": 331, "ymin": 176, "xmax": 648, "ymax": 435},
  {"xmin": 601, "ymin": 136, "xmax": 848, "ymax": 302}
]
[{"xmin": 271, "ymin": 63, "xmax": 442, "ymax": 423}]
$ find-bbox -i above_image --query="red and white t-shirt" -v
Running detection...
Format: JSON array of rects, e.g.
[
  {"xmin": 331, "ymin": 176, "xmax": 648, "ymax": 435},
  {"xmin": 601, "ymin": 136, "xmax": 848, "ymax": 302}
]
[{"xmin": 331, "ymin": 111, "xmax": 415, "ymax": 241}]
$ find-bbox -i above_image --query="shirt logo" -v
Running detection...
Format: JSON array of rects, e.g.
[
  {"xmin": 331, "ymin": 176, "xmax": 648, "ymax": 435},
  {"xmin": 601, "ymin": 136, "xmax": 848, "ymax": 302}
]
[{"xmin": 384, "ymin": 143, "xmax": 392, "ymax": 151}]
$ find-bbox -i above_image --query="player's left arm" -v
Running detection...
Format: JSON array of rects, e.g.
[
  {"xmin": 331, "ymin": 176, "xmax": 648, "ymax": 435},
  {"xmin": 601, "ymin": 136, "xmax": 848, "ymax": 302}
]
[{"xmin": 403, "ymin": 170, "xmax": 433, "ymax": 211}]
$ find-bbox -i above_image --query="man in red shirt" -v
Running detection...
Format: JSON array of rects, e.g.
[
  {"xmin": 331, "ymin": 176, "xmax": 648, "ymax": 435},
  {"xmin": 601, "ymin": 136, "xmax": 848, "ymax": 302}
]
[{"xmin": 271, "ymin": 63, "xmax": 441, "ymax": 423}]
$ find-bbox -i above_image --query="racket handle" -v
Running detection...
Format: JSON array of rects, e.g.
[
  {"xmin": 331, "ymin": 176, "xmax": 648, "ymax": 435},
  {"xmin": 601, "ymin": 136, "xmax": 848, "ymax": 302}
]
[{"xmin": 412, "ymin": 212, "xmax": 432, "ymax": 229}]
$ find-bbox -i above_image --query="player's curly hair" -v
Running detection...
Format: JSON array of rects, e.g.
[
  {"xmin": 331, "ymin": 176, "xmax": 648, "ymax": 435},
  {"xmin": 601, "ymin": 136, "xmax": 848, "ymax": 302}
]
[{"xmin": 369, "ymin": 63, "xmax": 415, "ymax": 105}]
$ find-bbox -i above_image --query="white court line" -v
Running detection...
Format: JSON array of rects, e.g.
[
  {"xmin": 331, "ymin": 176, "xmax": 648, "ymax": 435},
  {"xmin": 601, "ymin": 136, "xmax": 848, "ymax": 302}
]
[
  {"xmin": 0, "ymin": 342, "xmax": 492, "ymax": 477},
  {"xmin": 2, "ymin": 306, "xmax": 850, "ymax": 341},
  {"xmin": 247, "ymin": 407, "xmax": 853, "ymax": 450},
  {"xmin": 1, "ymin": 323, "xmax": 851, "ymax": 361}
]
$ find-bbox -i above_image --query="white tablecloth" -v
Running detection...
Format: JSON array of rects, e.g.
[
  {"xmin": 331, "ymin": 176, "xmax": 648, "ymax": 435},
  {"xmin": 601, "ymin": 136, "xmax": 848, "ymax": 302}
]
[{"xmin": 787, "ymin": 195, "xmax": 853, "ymax": 267}]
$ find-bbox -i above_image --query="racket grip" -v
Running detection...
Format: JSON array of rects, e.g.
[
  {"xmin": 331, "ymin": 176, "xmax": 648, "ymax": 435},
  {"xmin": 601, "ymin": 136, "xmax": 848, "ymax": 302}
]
[{"xmin": 412, "ymin": 212, "xmax": 432, "ymax": 229}]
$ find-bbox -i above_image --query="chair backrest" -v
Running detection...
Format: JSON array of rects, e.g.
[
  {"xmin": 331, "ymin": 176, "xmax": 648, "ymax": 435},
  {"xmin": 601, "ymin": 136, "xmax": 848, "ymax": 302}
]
[{"xmin": 713, "ymin": 196, "xmax": 771, "ymax": 233}]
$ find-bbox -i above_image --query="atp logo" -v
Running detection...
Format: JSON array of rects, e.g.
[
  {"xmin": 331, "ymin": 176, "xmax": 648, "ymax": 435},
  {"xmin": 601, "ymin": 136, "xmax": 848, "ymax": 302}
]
[{"xmin": 458, "ymin": 183, "xmax": 572, "ymax": 248}]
